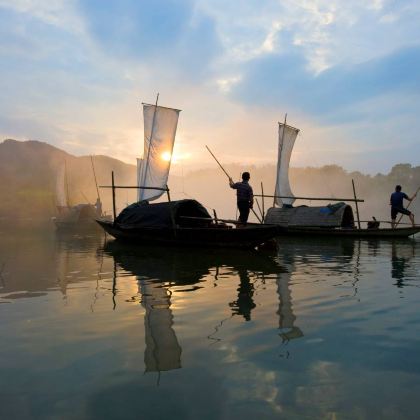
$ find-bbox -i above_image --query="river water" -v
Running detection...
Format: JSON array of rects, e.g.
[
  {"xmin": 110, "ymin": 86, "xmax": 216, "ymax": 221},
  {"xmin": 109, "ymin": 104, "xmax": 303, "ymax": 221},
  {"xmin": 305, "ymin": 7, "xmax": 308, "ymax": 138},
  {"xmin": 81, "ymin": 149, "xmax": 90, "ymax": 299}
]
[{"xmin": 0, "ymin": 229, "xmax": 419, "ymax": 419}]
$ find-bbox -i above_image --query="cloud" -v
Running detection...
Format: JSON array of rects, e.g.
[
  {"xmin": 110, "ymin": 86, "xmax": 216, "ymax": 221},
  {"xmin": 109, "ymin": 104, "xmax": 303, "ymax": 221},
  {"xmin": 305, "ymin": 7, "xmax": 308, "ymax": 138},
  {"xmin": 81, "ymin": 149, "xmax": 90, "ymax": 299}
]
[
  {"xmin": 0, "ymin": 0, "xmax": 420, "ymax": 172},
  {"xmin": 78, "ymin": 0, "xmax": 193, "ymax": 57},
  {"xmin": 231, "ymin": 46, "xmax": 420, "ymax": 121}
]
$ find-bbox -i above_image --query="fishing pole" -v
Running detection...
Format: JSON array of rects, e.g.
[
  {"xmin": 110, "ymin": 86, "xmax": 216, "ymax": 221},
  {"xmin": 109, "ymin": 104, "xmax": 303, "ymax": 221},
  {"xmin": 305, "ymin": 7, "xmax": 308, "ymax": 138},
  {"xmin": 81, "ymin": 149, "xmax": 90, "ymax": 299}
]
[
  {"xmin": 205, "ymin": 145, "xmax": 231, "ymax": 179},
  {"xmin": 205, "ymin": 145, "xmax": 263, "ymax": 223}
]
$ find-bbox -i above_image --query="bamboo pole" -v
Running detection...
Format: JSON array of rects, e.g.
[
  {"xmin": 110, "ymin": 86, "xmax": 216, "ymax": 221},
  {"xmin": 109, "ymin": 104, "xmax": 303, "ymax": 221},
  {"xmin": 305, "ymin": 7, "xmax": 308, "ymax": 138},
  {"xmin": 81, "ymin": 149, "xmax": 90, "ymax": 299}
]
[
  {"xmin": 352, "ymin": 179, "xmax": 361, "ymax": 230},
  {"xmin": 111, "ymin": 171, "xmax": 116, "ymax": 221},
  {"xmin": 205, "ymin": 145, "xmax": 231, "ymax": 179},
  {"xmin": 213, "ymin": 209, "xmax": 219, "ymax": 223},
  {"xmin": 261, "ymin": 182, "xmax": 265, "ymax": 222},
  {"xmin": 141, "ymin": 93, "xmax": 159, "ymax": 201},
  {"xmin": 273, "ymin": 114, "xmax": 287, "ymax": 206},
  {"xmin": 180, "ymin": 216, "xmax": 261, "ymax": 226},
  {"xmin": 253, "ymin": 194, "xmax": 364, "ymax": 203},
  {"xmin": 100, "ymin": 185, "xmax": 169, "ymax": 191},
  {"xmin": 64, "ymin": 159, "xmax": 70, "ymax": 207},
  {"xmin": 90, "ymin": 155, "xmax": 100, "ymax": 201},
  {"xmin": 166, "ymin": 184, "xmax": 171, "ymax": 202},
  {"xmin": 254, "ymin": 198, "xmax": 264, "ymax": 221}
]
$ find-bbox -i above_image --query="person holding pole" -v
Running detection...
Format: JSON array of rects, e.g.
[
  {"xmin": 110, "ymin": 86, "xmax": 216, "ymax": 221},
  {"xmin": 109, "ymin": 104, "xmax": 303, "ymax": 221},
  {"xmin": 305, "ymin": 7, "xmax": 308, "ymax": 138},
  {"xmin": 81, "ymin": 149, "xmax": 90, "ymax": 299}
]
[
  {"xmin": 229, "ymin": 172, "xmax": 254, "ymax": 226},
  {"xmin": 390, "ymin": 185, "xmax": 416, "ymax": 228}
]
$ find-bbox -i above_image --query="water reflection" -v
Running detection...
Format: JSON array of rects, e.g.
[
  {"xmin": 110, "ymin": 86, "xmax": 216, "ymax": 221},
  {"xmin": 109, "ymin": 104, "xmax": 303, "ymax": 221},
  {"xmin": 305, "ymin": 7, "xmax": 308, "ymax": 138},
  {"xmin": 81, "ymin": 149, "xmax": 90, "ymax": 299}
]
[
  {"xmin": 1, "ymin": 229, "xmax": 420, "ymax": 419},
  {"xmin": 391, "ymin": 240, "xmax": 417, "ymax": 288},
  {"xmin": 103, "ymin": 241, "xmax": 286, "ymax": 374},
  {"xmin": 229, "ymin": 268, "xmax": 256, "ymax": 321},
  {"xmin": 0, "ymin": 231, "xmax": 108, "ymax": 302}
]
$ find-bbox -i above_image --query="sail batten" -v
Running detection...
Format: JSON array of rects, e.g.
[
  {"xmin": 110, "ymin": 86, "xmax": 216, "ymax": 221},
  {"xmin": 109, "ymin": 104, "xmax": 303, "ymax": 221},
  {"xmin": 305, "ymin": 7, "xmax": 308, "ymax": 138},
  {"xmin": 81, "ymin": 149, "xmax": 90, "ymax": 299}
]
[
  {"xmin": 274, "ymin": 123, "xmax": 300, "ymax": 207},
  {"xmin": 137, "ymin": 104, "xmax": 180, "ymax": 202}
]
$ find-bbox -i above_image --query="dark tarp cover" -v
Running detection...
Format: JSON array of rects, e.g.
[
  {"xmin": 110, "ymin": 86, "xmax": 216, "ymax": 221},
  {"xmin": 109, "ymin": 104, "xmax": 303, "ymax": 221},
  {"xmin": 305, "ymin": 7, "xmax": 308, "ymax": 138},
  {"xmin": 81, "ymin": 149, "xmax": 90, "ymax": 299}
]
[{"xmin": 115, "ymin": 199, "xmax": 212, "ymax": 228}]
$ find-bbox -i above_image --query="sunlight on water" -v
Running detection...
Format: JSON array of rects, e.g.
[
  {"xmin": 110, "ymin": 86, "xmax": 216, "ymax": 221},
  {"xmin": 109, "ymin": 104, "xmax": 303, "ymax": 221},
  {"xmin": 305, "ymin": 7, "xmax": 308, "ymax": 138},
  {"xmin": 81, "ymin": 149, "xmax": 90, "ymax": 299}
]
[{"xmin": 0, "ymin": 230, "xmax": 419, "ymax": 419}]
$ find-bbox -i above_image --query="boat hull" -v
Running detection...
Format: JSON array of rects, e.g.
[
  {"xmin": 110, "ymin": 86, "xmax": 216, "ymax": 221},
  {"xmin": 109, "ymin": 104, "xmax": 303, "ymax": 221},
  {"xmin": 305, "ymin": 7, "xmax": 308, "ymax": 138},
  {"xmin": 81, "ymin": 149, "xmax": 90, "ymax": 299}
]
[
  {"xmin": 276, "ymin": 226, "xmax": 420, "ymax": 238},
  {"xmin": 97, "ymin": 220, "xmax": 279, "ymax": 249}
]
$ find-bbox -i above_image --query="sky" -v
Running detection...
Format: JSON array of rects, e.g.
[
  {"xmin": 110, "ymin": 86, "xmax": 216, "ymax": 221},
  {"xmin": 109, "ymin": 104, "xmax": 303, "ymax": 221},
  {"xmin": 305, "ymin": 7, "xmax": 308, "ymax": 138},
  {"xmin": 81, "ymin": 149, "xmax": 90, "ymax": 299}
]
[{"xmin": 0, "ymin": 0, "xmax": 419, "ymax": 175}]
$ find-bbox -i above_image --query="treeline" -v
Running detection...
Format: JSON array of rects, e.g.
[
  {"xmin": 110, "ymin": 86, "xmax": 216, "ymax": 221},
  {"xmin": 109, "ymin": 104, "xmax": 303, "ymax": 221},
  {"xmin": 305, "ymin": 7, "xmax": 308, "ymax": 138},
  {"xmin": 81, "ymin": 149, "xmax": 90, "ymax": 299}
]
[
  {"xmin": 172, "ymin": 163, "xmax": 420, "ymax": 222},
  {"xmin": 1, "ymin": 138, "xmax": 419, "ymax": 225}
]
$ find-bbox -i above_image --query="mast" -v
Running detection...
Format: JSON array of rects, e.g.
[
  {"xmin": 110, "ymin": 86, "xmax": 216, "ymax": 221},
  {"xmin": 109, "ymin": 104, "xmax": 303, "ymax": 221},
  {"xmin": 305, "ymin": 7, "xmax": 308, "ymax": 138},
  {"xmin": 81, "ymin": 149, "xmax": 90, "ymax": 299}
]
[
  {"xmin": 90, "ymin": 155, "xmax": 101, "ymax": 202},
  {"xmin": 141, "ymin": 93, "xmax": 159, "ymax": 201},
  {"xmin": 273, "ymin": 114, "xmax": 287, "ymax": 206},
  {"xmin": 64, "ymin": 159, "xmax": 70, "ymax": 207}
]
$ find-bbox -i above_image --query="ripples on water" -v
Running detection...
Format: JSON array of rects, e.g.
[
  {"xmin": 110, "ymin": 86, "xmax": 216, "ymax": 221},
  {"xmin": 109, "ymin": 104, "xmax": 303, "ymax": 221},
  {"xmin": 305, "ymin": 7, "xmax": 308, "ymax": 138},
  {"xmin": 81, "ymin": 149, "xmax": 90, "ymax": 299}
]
[{"xmin": 0, "ymin": 229, "xmax": 419, "ymax": 419}]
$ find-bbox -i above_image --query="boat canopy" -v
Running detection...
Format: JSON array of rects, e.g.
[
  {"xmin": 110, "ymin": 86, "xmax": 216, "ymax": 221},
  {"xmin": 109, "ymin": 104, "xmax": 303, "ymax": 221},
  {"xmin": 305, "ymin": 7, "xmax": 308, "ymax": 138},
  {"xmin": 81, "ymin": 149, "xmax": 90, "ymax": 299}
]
[
  {"xmin": 265, "ymin": 202, "xmax": 354, "ymax": 228},
  {"xmin": 115, "ymin": 199, "xmax": 211, "ymax": 229}
]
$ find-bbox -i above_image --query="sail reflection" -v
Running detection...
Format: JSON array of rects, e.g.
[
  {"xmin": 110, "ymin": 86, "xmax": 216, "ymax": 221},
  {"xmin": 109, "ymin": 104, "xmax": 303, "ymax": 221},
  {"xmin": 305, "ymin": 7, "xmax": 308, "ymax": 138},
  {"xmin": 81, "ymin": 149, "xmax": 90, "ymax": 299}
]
[{"xmin": 140, "ymin": 279, "xmax": 182, "ymax": 372}]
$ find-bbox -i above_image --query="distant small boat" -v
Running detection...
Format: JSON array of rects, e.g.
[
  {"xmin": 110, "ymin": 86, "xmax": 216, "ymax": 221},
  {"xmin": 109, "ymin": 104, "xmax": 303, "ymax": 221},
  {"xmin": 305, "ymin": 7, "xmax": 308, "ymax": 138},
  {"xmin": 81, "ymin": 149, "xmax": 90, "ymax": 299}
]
[
  {"xmin": 97, "ymin": 199, "xmax": 279, "ymax": 249},
  {"xmin": 53, "ymin": 158, "xmax": 110, "ymax": 230},
  {"xmin": 54, "ymin": 204, "xmax": 103, "ymax": 230}
]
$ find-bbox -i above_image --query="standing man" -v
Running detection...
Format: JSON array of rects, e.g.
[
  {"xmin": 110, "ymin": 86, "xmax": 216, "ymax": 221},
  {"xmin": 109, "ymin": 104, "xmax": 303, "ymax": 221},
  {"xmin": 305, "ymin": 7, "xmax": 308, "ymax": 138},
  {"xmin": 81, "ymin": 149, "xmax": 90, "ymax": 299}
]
[
  {"xmin": 390, "ymin": 185, "xmax": 416, "ymax": 228},
  {"xmin": 229, "ymin": 172, "xmax": 254, "ymax": 225},
  {"xmin": 94, "ymin": 197, "xmax": 103, "ymax": 217}
]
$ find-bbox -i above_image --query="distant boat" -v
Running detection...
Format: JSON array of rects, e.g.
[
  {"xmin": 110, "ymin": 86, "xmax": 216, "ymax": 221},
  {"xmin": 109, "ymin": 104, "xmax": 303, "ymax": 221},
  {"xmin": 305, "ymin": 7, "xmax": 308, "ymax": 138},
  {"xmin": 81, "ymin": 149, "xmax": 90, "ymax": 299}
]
[
  {"xmin": 53, "ymin": 159, "xmax": 108, "ymax": 230},
  {"xmin": 263, "ymin": 120, "xmax": 419, "ymax": 238},
  {"xmin": 97, "ymin": 100, "xmax": 279, "ymax": 248}
]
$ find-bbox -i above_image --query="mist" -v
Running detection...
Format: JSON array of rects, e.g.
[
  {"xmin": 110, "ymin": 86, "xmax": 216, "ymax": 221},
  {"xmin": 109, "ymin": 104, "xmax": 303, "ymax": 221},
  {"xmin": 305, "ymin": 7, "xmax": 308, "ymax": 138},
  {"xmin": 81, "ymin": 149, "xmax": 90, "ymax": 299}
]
[{"xmin": 1, "ymin": 139, "xmax": 419, "ymax": 228}]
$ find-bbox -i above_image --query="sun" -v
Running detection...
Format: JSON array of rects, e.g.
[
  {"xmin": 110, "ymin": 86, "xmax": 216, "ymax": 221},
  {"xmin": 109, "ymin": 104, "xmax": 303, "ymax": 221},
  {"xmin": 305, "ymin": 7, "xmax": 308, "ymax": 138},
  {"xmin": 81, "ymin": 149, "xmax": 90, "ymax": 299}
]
[{"xmin": 161, "ymin": 151, "xmax": 172, "ymax": 162}]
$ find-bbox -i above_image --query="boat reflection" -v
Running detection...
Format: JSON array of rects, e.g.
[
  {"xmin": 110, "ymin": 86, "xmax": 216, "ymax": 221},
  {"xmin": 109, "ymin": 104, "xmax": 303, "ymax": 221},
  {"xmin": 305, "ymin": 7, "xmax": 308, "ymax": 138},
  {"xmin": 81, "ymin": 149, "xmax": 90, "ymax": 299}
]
[
  {"xmin": 0, "ymin": 230, "xmax": 106, "ymax": 301},
  {"xmin": 103, "ymin": 241, "xmax": 285, "ymax": 373}
]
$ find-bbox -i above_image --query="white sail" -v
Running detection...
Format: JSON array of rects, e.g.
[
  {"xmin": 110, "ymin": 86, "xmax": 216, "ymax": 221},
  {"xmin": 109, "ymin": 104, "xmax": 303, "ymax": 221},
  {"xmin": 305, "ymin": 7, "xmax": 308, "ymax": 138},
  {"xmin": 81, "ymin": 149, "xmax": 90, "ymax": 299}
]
[
  {"xmin": 56, "ymin": 163, "xmax": 68, "ymax": 208},
  {"xmin": 274, "ymin": 123, "xmax": 300, "ymax": 207},
  {"xmin": 138, "ymin": 104, "xmax": 180, "ymax": 202}
]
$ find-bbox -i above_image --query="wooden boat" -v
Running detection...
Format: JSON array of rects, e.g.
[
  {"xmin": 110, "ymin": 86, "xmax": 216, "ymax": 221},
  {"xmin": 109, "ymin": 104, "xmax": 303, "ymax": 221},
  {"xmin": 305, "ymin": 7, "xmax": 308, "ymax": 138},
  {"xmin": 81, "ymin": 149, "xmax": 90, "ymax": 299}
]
[
  {"xmin": 53, "ymin": 157, "xmax": 109, "ymax": 231},
  {"xmin": 259, "ymin": 119, "xmax": 419, "ymax": 238},
  {"xmin": 97, "ymin": 100, "xmax": 278, "ymax": 248},
  {"xmin": 96, "ymin": 199, "xmax": 279, "ymax": 249},
  {"xmin": 54, "ymin": 204, "xmax": 104, "ymax": 231}
]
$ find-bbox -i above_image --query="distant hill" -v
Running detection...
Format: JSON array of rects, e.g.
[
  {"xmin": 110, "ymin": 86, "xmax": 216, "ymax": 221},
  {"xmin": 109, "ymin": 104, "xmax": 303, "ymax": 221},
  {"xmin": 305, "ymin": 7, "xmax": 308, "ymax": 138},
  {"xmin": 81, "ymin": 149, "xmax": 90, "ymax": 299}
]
[
  {"xmin": 0, "ymin": 139, "xmax": 137, "ymax": 221},
  {"xmin": 1, "ymin": 139, "xmax": 419, "ymax": 225}
]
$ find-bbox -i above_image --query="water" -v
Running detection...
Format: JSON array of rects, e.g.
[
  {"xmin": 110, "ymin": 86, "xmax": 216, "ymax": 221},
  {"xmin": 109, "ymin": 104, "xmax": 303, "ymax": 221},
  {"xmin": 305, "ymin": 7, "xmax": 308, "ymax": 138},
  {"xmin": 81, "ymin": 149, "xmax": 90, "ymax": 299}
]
[{"xmin": 0, "ymin": 229, "xmax": 419, "ymax": 419}]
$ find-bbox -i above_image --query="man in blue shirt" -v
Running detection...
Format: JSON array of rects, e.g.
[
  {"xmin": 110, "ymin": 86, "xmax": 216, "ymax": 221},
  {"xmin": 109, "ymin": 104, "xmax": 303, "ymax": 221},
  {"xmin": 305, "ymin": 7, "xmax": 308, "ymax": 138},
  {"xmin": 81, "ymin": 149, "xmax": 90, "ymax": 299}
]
[
  {"xmin": 229, "ymin": 172, "xmax": 254, "ymax": 225},
  {"xmin": 390, "ymin": 185, "xmax": 416, "ymax": 228}
]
